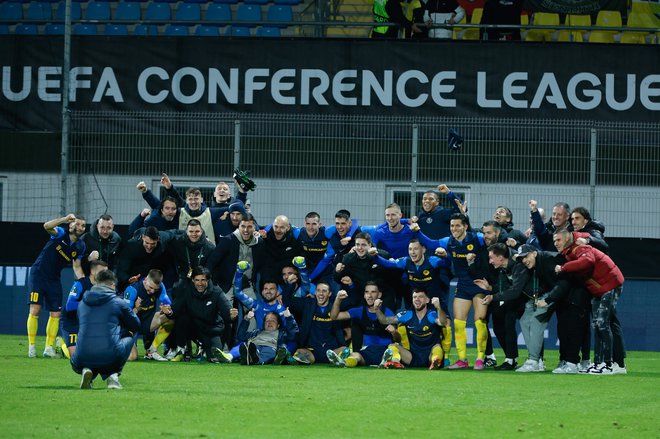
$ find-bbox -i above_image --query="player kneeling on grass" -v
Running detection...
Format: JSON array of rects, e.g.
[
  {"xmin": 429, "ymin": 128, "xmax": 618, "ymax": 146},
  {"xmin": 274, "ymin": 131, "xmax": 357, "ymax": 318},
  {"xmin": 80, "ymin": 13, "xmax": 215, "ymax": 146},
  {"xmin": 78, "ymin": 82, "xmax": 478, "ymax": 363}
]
[
  {"xmin": 71, "ymin": 270, "xmax": 140, "ymax": 390},
  {"xmin": 237, "ymin": 310, "xmax": 299, "ymax": 365},
  {"xmin": 374, "ymin": 291, "xmax": 449, "ymax": 370},
  {"xmin": 123, "ymin": 269, "xmax": 172, "ymax": 361},
  {"xmin": 327, "ymin": 284, "xmax": 398, "ymax": 368}
]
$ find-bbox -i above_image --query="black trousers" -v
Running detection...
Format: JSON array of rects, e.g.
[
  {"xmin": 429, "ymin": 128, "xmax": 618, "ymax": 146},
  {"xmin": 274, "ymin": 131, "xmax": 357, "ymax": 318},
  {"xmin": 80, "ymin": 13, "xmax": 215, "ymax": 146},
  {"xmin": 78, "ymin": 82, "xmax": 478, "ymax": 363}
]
[
  {"xmin": 175, "ymin": 313, "xmax": 223, "ymax": 359},
  {"xmin": 491, "ymin": 297, "xmax": 525, "ymax": 360},
  {"xmin": 556, "ymin": 299, "xmax": 590, "ymax": 364}
]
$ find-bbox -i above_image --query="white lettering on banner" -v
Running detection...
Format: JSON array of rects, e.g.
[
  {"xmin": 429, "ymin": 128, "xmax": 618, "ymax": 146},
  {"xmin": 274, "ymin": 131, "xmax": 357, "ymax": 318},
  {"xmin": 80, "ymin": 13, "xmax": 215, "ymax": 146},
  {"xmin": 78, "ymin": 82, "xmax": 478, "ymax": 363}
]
[
  {"xmin": 271, "ymin": 69, "xmax": 296, "ymax": 105},
  {"xmin": 431, "ymin": 71, "xmax": 456, "ymax": 107},
  {"xmin": 2, "ymin": 66, "xmax": 31, "ymax": 101},
  {"xmin": 332, "ymin": 70, "xmax": 358, "ymax": 106},
  {"xmin": 567, "ymin": 73, "xmax": 601, "ymax": 110},
  {"xmin": 300, "ymin": 69, "xmax": 329, "ymax": 105},
  {"xmin": 138, "ymin": 66, "xmax": 169, "ymax": 103},
  {"xmin": 396, "ymin": 70, "xmax": 428, "ymax": 107},
  {"xmin": 208, "ymin": 68, "xmax": 239, "ymax": 104},
  {"xmin": 362, "ymin": 70, "xmax": 393, "ymax": 106},
  {"xmin": 37, "ymin": 66, "xmax": 62, "ymax": 102},
  {"xmin": 2, "ymin": 65, "xmax": 658, "ymax": 113},
  {"xmin": 477, "ymin": 71, "xmax": 501, "ymax": 108},
  {"xmin": 93, "ymin": 67, "xmax": 124, "ymax": 102},
  {"xmin": 171, "ymin": 67, "xmax": 205, "ymax": 104},
  {"xmin": 503, "ymin": 72, "xmax": 528, "ymax": 109},
  {"xmin": 640, "ymin": 74, "xmax": 660, "ymax": 111}
]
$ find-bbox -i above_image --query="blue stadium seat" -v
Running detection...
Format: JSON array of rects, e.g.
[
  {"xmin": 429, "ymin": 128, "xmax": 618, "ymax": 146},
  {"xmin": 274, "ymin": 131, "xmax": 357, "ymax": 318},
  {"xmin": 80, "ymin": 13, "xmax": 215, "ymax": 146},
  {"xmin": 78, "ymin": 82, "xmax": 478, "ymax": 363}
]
[
  {"xmin": 15, "ymin": 23, "xmax": 39, "ymax": 34},
  {"xmin": 235, "ymin": 3, "xmax": 260, "ymax": 27},
  {"xmin": 266, "ymin": 4, "xmax": 291, "ymax": 27},
  {"xmin": 55, "ymin": 2, "xmax": 82, "ymax": 20},
  {"xmin": 73, "ymin": 0, "xmax": 90, "ymax": 3},
  {"xmin": 0, "ymin": 25, "xmax": 9, "ymax": 34},
  {"xmin": 44, "ymin": 22, "xmax": 64, "ymax": 34},
  {"xmin": 25, "ymin": 2, "xmax": 52, "ymax": 20},
  {"xmin": 134, "ymin": 23, "xmax": 159, "ymax": 35},
  {"xmin": 164, "ymin": 24, "xmax": 190, "ymax": 35},
  {"xmin": 73, "ymin": 23, "xmax": 98, "ymax": 34},
  {"xmin": 153, "ymin": 0, "xmax": 177, "ymax": 3},
  {"xmin": 204, "ymin": 3, "xmax": 230, "ymax": 24},
  {"xmin": 273, "ymin": 0, "xmax": 300, "ymax": 5},
  {"xmin": 0, "ymin": 3, "xmax": 23, "ymax": 21},
  {"xmin": 85, "ymin": 1, "xmax": 110, "ymax": 20},
  {"xmin": 144, "ymin": 2, "xmax": 171, "ymax": 20},
  {"xmin": 213, "ymin": 0, "xmax": 238, "ymax": 4},
  {"xmin": 114, "ymin": 2, "xmax": 140, "ymax": 20},
  {"xmin": 244, "ymin": 0, "xmax": 268, "ymax": 5},
  {"xmin": 104, "ymin": 23, "xmax": 129, "ymax": 35},
  {"xmin": 195, "ymin": 25, "xmax": 218, "ymax": 36},
  {"xmin": 183, "ymin": 0, "xmax": 207, "ymax": 3},
  {"xmin": 256, "ymin": 26, "xmax": 280, "ymax": 36},
  {"xmin": 227, "ymin": 25, "xmax": 251, "ymax": 36},
  {"xmin": 175, "ymin": 3, "xmax": 200, "ymax": 21}
]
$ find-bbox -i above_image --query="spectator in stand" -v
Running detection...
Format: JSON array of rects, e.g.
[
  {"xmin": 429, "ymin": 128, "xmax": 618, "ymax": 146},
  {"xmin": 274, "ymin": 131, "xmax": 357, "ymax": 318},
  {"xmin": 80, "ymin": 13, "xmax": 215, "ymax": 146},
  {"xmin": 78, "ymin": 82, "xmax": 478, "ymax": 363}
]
[
  {"xmin": 480, "ymin": 0, "xmax": 522, "ymax": 40},
  {"xmin": 371, "ymin": 0, "xmax": 422, "ymax": 38},
  {"xmin": 422, "ymin": 0, "xmax": 465, "ymax": 39}
]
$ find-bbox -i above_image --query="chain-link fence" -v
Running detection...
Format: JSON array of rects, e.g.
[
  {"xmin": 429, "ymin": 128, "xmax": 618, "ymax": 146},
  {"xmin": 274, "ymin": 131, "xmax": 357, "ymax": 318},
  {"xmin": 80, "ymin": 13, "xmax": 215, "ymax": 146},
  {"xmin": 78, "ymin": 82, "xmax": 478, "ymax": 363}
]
[{"xmin": 5, "ymin": 112, "xmax": 658, "ymax": 238}]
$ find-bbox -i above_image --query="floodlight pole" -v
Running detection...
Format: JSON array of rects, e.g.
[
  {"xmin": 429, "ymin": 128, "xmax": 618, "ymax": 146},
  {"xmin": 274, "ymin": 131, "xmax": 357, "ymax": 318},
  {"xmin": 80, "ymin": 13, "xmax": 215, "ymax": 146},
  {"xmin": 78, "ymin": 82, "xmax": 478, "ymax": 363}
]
[
  {"xmin": 233, "ymin": 119, "xmax": 241, "ymax": 171},
  {"xmin": 60, "ymin": 0, "xmax": 73, "ymax": 216}
]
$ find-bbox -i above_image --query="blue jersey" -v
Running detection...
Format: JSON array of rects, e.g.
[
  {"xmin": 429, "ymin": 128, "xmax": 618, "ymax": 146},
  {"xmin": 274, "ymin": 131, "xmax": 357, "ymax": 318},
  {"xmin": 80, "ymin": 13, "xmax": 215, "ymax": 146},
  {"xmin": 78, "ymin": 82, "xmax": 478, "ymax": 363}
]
[
  {"xmin": 308, "ymin": 303, "xmax": 342, "ymax": 349},
  {"xmin": 347, "ymin": 306, "xmax": 395, "ymax": 347},
  {"xmin": 123, "ymin": 280, "xmax": 171, "ymax": 316},
  {"xmin": 31, "ymin": 226, "xmax": 85, "ymax": 279},
  {"xmin": 234, "ymin": 273, "xmax": 287, "ymax": 330},
  {"xmin": 397, "ymin": 308, "xmax": 441, "ymax": 352},
  {"xmin": 376, "ymin": 254, "xmax": 449, "ymax": 297},
  {"xmin": 416, "ymin": 192, "xmax": 461, "ymax": 240},
  {"xmin": 367, "ymin": 223, "xmax": 415, "ymax": 259},
  {"xmin": 417, "ymin": 230, "xmax": 488, "ymax": 295},
  {"xmin": 295, "ymin": 227, "xmax": 330, "ymax": 273},
  {"xmin": 62, "ymin": 276, "xmax": 93, "ymax": 325},
  {"xmin": 308, "ymin": 220, "xmax": 360, "ymax": 280}
]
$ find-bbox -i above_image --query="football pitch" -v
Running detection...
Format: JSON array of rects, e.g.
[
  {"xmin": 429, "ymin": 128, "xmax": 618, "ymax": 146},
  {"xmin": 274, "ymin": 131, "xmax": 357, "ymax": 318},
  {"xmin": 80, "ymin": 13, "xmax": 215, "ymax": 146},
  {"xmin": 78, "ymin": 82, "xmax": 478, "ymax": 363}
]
[{"xmin": 1, "ymin": 335, "xmax": 659, "ymax": 439}]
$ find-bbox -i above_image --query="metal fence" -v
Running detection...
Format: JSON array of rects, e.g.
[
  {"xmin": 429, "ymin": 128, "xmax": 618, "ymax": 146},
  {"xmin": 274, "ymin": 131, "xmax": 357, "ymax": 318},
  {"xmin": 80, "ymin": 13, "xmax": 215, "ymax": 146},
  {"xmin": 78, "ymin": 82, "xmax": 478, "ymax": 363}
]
[{"xmin": 6, "ymin": 112, "xmax": 659, "ymax": 238}]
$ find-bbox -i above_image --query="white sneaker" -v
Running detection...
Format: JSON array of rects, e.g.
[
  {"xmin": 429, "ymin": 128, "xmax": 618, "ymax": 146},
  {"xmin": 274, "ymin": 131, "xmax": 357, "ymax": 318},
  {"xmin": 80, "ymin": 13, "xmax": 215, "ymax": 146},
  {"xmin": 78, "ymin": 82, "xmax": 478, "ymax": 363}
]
[
  {"xmin": 28, "ymin": 345, "xmax": 37, "ymax": 358},
  {"xmin": 43, "ymin": 346, "xmax": 57, "ymax": 358},
  {"xmin": 611, "ymin": 363, "xmax": 627, "ymax": 375},
  {"xmin": 553, "ymin": 361, "xmax": 578, "ymax": 374},
  {"xmin": 579, "ymin": 360, "xmax": 592, "ymax": 372},
  {"xmin": 515, "ymin": 359, "xmax": 539, "ymax": 373},
  {"xmin": 537, "ymin": 359, "xmax": 546, "ymax": 372},
  {"xmin": 107, "ymin": 373, "xmax": 122, "ymax": 389},
  {"xmin": 588, "ymin": 362, "xmax": 613, "ymax": 375},
  {"xmin": 165, "ymin": 349, "xmax": 177, "ymax": 361},
  {"xmin": 144, "ymin": 350, "xmax": 168, "ymax": 362},
  {"xmin": 80, "ymin": 368, "xmax": 94, "ymax": 389},
  {"xmin": 326, "ymin": 349, "xmax": 346, "ymax": 368}
]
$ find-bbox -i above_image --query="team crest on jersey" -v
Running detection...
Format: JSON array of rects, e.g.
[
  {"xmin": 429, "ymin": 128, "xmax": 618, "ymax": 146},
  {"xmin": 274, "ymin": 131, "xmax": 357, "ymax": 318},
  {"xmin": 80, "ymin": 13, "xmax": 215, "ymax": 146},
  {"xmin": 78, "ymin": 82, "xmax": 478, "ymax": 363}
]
[
  {"xmin": 423, "ymin": 270, "xmax": 430, "ymax": 276},
  {"xmin": 71, "ymin": 251, "xmax": 77, "ymax": 257},
  {"xmin": 426, "ymin": 218, "xmax": 433, "ymax": 224},
  {"xmin": 321, "ymin": 241, "xmax": 328, "ymax": 245},
  {"xmin": 466, "ymin": 244, "xmax": 474, "ymax": 251},
  {"xmin": 423, "ymin": 326, "xmax": 429, "ymax": 331}
]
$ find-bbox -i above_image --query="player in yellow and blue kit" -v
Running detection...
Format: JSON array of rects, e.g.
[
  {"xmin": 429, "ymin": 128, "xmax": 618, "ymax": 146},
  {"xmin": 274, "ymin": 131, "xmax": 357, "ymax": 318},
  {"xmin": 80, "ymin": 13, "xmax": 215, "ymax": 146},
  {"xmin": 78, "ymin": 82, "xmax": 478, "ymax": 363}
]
[
  {"xmin": 374, "ymin": 290, "xmax": 448, "ymax": 369},
  {"xmin": 27, "ymin": 214, "xmax": 87, "ymax": 358}
]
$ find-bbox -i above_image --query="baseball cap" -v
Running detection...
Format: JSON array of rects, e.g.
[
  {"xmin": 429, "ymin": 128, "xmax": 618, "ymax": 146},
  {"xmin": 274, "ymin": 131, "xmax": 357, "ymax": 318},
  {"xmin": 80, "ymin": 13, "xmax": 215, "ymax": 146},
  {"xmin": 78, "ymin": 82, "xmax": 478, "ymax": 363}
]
[{"xmin": 513, "ymin": 244, "xmax": 537, "ymax": 259}]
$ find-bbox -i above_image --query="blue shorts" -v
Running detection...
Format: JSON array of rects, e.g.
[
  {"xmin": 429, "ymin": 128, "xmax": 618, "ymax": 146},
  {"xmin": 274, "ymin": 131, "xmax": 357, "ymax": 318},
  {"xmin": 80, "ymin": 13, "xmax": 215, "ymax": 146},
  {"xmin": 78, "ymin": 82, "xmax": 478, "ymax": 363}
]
[
  {"xmin": 454, "ymin": 288, "xmax": 486, "ymax": 301},
  {"xmin": 60, "ymin": 313, "xmax": 79, "ymax": 347},
  {"xmin": 409, "ymin": 347, "xmax": 433, "ymax": 368},
  {"xmin": 358, "ymin": 345, "xmax": 388, "ymax": 366},
  {"xmin": 28, "ymin": 272, "xmax": 63, "ymax": 312},
  {"xmin": 308, "ymin": 342, "xmax": 341, "ymax": 364}
]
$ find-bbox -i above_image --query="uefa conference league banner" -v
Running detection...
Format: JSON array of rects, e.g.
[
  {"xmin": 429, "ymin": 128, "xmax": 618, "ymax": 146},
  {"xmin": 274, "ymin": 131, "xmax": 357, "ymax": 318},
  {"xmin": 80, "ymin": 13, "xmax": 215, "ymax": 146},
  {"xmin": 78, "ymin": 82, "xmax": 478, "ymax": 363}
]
[{"xmin": 0, "ymin": 37, "xmax": 658, "ymax": 131}]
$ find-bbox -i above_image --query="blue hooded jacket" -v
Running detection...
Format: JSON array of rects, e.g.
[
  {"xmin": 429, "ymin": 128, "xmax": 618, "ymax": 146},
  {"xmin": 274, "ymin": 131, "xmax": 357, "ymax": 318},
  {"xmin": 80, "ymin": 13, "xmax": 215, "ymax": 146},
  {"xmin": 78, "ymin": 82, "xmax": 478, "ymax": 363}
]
[{"xmin": 74, "ymin": 284, "xmax": 140, "ymax": 368}]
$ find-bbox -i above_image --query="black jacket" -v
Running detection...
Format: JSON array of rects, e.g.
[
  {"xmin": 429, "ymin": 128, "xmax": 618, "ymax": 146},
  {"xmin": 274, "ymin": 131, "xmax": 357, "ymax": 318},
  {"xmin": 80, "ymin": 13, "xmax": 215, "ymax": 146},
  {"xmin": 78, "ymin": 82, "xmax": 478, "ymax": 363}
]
[
  {"xmin": 206, "ymin": 232, "xmax": 266, "ymax": 293},
  {"xmin": 167, "ymin": 231, "xmax": 215, "ymax": 279},
  {"xmin": 114, "ymin": 234, "xmax": 173, "ymax": 290},
  {"xmin": 262, "ymin": 228, "xmax": 304, "ymax": 280},
  {"xmin": 579, "ymin": 221, "xmax": 608, "ymax": 254},
  {"xmin": 82, "ymin": 219, "xmax": 123, "ymax": 270},
  {"xmin": 172, "ymin": 281, "xmax": 231, "ymax": 339}
]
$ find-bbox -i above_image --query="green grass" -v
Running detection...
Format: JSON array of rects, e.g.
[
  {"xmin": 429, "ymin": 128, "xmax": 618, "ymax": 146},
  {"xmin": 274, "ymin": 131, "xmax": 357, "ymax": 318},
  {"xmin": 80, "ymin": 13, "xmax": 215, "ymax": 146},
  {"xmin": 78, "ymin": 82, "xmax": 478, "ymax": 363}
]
[{"xmin": 1, "ymin": 335, "xmax": 659, "ymax": 438}]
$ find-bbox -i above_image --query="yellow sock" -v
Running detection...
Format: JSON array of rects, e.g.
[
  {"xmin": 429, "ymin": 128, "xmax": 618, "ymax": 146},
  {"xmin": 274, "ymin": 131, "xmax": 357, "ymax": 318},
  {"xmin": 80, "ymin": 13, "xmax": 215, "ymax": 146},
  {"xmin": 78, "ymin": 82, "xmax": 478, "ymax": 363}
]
[
  {"xmin": 345, "ymin": 357, "xmax": 358, "ymax": 368},
  {"xmin": 441, "ymin": 325, "xmax": 452, "ymax": 359},
  {"xmin": 27, "ymin": 315, "xmax": 39, "ymax": 345},
  {"xmin": 45, "ymin": 317, "xmax": 60, "ymax": 347},
  {"xmin": 454, "ymin": 319, "xmax": 467, "ymax": 360},
  {"xmin": 389, "ymin": 345, "xmax": 401, "ymax": 362},
  {"xmin": 397, "ymin": 326, "xmax": 410, "ymax": 350},
  {"xmin": 151, "ymin": 323, "xmax": 173, "ymax": 350},
  {"xmin": 431, "ymin": 345, "xmax": 444, "ymax": 362},
  {"xmin": 60, "ymin": 340, "xmax": 71, "ymax": 359},
  {"xmin": 475, "ymin": 319, "xmax": 488, "ymax": 360}
]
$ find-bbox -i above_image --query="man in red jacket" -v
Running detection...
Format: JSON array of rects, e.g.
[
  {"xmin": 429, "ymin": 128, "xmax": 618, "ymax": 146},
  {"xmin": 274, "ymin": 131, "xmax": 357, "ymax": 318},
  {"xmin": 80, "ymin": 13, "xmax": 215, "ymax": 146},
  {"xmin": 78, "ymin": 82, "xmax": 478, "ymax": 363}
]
[{"xmin": 552, "ymin": 231, "xmax": 626, "ymax": 375}]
